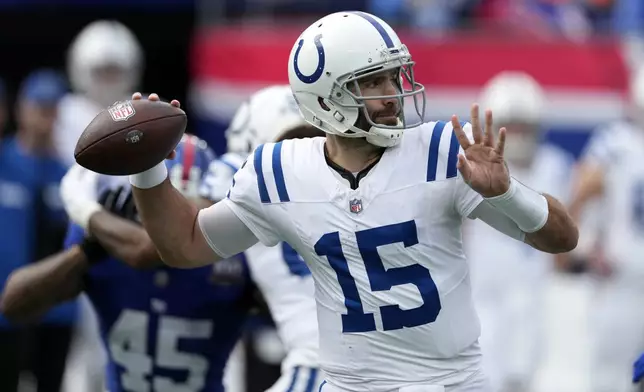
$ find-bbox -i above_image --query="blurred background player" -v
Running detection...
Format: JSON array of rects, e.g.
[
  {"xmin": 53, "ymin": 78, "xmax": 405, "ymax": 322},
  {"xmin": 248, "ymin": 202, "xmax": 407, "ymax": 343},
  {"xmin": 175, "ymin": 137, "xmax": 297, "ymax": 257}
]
[
  {"xmin": 563, "ymin": 63, "xmax": 644, "ymax": 392},
  {"xmin": 200, "ymin": 84, "xmax": 325, "ymax": 392},
  {"xmin": 0, "ymin": 69, "xmax": 76, "ymax": 392},
  {"xmin": 51, "ymin": 20, "xmax": 144, "ymax": 391},
  {"xmin": 54, "ymin": 19, "xmax": 143, "ymax": 166},
  {"xmin": 1, "ymin": 135, "xmax": 259, "ymax": 392},
  {"xmin": 465, "ymin": 71, "xmax": 574, "ymax": 392}
]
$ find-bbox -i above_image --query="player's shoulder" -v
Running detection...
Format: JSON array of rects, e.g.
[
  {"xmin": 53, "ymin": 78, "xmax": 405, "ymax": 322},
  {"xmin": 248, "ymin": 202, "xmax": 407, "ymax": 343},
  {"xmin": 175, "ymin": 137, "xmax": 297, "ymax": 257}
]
[
  {"xmin": 396, "ymin": 120, "xmax": 469, "ymax": 184},
  {"xmin": 229, "ymin": 137, "xmax": 326, "ymax": 205}
]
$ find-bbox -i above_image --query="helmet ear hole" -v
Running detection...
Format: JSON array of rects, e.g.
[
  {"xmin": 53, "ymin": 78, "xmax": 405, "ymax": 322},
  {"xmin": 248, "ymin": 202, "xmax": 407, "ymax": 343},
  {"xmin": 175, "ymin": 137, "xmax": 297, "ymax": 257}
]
[{"xmin": 318, "ymin": 97, "xmax": 331, "ymax": 112}]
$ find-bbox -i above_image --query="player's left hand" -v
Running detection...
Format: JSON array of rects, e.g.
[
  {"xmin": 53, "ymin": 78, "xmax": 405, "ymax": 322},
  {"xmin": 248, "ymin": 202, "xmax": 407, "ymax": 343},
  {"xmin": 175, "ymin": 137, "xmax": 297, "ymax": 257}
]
[{"xmin": 452, "ymin": 104, "xmax": 510, "ymax": 198}]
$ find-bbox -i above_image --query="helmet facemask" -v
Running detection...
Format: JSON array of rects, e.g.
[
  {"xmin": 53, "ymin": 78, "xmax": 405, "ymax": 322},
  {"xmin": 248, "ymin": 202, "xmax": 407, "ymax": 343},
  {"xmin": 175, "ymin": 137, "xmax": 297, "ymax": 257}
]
[{"xmin": 325, "ymin": 48, "xmax": 426, "ymax": 146}]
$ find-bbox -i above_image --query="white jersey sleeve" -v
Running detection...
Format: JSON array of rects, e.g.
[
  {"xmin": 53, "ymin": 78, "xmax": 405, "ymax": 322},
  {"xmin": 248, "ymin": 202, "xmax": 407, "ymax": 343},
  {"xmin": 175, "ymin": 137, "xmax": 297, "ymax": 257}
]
[{"xmin": 221, "ymin": 146, "xmax": 282, "ymax": 247}]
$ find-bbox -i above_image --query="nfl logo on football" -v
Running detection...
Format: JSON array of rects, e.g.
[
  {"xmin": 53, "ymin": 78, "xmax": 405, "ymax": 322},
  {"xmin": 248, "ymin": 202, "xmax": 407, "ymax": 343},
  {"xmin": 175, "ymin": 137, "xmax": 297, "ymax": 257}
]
[
  {"xmin": 108, "ymin": 101, "xmax": 136, "ymax": 122},
  {"xmin": 349, "ymin": 198, "xmax": 363, "ymax": 214}
]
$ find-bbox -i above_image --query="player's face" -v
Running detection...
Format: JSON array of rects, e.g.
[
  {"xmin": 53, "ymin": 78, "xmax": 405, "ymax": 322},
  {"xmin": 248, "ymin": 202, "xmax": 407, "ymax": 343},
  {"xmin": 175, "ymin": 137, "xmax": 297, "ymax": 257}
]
[{"xmin": 351, "ymin": 69, "xmax": 402, "ymax": 130}]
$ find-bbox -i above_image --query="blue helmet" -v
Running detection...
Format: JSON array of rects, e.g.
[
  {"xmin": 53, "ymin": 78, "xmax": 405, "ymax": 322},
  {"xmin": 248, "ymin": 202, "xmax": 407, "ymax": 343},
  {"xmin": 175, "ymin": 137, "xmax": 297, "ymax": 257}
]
[{"xmin": 166, "ymin": 134, "xmax": 216, "ymax": 198}]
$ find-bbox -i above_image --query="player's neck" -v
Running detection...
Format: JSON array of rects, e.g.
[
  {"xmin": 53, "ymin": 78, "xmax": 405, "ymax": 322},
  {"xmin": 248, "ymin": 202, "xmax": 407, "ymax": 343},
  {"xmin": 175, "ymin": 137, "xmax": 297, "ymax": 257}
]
[{"xmin": 324, "ymin": 135, "xmax": 385, "ymax": 173}]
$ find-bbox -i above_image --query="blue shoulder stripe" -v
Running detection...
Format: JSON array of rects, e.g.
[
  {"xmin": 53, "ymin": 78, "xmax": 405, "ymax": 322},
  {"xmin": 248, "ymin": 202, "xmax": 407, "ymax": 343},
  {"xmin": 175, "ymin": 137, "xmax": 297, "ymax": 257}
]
[
  {"xmin": 253, "ymin": 145, "xmax": 271, "ymax": 203},
  {"xmin": 272, "ymin": 141, "xmax": 290, "ymax": 202},
  {"xmin": 427, "ymin": 121, "xmax": 446, "ymax": 182}
]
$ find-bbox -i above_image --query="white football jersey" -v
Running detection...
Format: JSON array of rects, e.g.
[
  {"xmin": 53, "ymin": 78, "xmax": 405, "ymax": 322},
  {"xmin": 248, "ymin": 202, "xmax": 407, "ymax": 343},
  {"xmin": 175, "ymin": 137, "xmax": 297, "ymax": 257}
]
[
  {"xmin": 54, "ymin": 93, "xmax": 104, "ymax": 166},
  {"xmin": 222, "ymin": 121, "xmax": 486, "ymax": 391},
  {"xmin": 582, "ymin": 121, "xmax": 644, "ymax": 278},
  {"xmin": 199, "ymin": 151, "xmax": 320, "ymax": 371}
]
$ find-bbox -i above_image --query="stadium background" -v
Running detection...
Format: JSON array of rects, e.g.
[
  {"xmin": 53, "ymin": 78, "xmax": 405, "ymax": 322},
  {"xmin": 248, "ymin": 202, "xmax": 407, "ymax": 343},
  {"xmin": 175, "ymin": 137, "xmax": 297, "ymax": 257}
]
[{"xmin": 0, "ymin": 0, "xmax": 639, "ymax": 391}]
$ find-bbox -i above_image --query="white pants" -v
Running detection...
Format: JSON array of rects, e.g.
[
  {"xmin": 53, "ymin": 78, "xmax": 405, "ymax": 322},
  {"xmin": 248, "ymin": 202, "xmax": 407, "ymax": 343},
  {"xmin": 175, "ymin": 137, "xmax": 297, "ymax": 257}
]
[
  {"xmin": 589, "ymin": 274, "xmax": 644, "ymax": 392},
  {"xmin": 318, "ymin": 370, "xmax": 491, "ymax": 392},
  {"xmin": 266, "ymin": 366, "xmax": 324, "ymax": 392}
]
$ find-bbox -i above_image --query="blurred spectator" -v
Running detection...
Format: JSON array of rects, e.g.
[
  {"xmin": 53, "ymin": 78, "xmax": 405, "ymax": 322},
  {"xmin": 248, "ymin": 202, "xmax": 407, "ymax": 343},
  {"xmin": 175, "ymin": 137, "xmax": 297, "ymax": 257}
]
[{"xmin": 0, "ymin": 68, "xmax": 76, "ymax": 392}]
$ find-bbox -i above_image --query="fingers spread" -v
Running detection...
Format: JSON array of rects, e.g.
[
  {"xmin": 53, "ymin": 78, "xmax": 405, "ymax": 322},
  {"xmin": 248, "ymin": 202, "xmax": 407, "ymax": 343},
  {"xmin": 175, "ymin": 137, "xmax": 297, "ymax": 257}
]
[
  {"xmin": 452, "ymin": 115, "xmax": 471, "ymax": 150},
  {"xmin": 495, "ymin": 127, "xmax": 506, "ymax": 157},
  {"xmin": 484, "ymin": 109, "xmax": 495, "ymax": 147},
  {"xmin": 470, "ymin": 103, "xmax": 483, "ymax": 144}
]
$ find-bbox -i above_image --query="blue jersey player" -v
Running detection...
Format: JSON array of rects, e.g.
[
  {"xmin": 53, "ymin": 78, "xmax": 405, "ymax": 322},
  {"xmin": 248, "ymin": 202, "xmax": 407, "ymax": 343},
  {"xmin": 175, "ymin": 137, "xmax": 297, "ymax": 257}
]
[{"xmin": 1, "ymin": 135, "xmax": 255, "ymax": 392}]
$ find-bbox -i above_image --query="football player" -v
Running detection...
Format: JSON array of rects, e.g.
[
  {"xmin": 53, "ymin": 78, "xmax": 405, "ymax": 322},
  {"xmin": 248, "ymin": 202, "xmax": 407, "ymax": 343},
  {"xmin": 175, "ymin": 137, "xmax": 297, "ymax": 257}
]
[
  {"xmin": 127, "ymin": 12, "xmax": 578, "ymax": 391},
  {"xmin": 562, "ymin": 63, "xmax": 644, "ymax": 392},
  {"xmin": 465, "ymin": 71, "xmax": 574, "ymax": 392},
  {"xmin": 199, "ymin": 84, "xmax": 326, "ymax": 392},
  {"xmin": 1, "ymin": 135, "xmax": 256, "ymax": 392},
  {"xmin": 54, "ymin": 20, "xmax": 143, "ymax": 166}
]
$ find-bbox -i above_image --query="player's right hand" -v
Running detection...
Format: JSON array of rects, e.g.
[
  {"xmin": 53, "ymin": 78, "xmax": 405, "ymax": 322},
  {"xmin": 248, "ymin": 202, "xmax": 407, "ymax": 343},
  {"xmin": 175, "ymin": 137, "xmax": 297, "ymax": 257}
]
[{"xmin": 131, "ymin": 92, "xmax": 179, "ymax": 160}]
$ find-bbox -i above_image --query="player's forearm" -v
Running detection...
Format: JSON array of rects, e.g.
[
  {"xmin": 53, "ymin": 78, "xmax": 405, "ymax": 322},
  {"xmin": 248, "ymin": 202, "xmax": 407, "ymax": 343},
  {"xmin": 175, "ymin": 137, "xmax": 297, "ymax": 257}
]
[
  {"xmin": 131, "ymin": 178, "xmax": 205, "ymax": 268},
  {"xmin": 1, "ymin": 247, "xmax": 87, "ymax": 323},
  {"xmin": 484, "ymin": 179, "xmax": 578, "ymax": 254},
  {"xmin": 88, "ymin": 210, "xmax": 162, "ymax": 269},
  {"xmin": 524, "ymin": 194, "xmax": 579, "ymax": 253}
]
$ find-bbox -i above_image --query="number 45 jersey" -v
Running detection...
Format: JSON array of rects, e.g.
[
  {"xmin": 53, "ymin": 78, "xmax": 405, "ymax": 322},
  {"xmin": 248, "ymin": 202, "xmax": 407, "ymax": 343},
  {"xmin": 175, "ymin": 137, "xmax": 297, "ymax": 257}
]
[{"xmin": 210, "ymin": 121, "xmax": 486, "ymax": 391}]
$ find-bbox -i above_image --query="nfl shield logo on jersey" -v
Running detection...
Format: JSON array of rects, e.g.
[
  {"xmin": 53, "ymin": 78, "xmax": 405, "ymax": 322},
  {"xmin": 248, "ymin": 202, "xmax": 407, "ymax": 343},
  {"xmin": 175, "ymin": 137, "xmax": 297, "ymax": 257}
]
[
  {"xmin": 349, "ymin": 198, "xmax": 363, "ymax": 214},
  {"xmin": 108, "ymin": 100, "xmax": 136, "ymax": 122}
]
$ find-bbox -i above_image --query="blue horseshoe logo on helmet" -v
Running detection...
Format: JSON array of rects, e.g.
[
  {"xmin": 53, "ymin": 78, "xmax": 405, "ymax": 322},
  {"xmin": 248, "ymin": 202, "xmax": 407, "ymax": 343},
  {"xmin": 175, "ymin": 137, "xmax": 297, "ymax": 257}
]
[{"xmin": 293, "ymin": 34, "xmax": 325, "ymax": 84}]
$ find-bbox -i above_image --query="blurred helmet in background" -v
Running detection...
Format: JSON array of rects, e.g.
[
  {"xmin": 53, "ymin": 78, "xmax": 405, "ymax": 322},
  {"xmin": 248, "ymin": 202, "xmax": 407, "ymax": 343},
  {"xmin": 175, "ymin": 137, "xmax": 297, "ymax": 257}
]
[
  {"xmin": 225, "ymin": 85, "xmax": 309, "ymax": 155},
  {"xmin": 67, "ymin": 20, "xmax": 143, "ymax": 108},
  {"xmin": 480, "ymin": 71, "xmax": 545, "ymax": 166}
]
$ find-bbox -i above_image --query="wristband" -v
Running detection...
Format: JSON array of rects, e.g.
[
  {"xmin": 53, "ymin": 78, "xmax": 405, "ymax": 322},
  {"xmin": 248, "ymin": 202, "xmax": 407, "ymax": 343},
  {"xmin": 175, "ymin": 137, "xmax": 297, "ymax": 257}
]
[
  {"xmin": 68, "ymin": 201, "xmax": 102, "ymax": 232},
  {"xmin": 485, "ymin": 179, "xmax": 549, "ymax": 233},
  {"xmin": 129, "ymin": 162, "xmax": 168, "ymax": 189}
]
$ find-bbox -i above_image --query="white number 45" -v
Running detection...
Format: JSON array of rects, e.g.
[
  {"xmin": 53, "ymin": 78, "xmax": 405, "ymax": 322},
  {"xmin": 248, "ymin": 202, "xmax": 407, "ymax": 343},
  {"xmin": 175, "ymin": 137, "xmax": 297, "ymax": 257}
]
[{"xmin": 109, "ymin": 309, "xmax": 213, "ymax": 392}]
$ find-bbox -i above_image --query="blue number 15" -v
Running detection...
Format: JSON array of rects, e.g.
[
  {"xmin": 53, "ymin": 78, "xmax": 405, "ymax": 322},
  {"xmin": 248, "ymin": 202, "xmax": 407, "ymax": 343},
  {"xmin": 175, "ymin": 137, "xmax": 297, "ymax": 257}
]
[{"xmin": 314, "ymin": 220, "xmax": 441, "ymax": 333}]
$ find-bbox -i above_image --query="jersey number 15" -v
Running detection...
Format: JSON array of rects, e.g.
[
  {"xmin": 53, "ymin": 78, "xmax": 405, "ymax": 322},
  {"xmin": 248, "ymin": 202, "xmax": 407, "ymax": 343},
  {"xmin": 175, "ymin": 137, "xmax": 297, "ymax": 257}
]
[{"xmin": 315, "ymin": 220, "xmax": 442, "ymax": 333}]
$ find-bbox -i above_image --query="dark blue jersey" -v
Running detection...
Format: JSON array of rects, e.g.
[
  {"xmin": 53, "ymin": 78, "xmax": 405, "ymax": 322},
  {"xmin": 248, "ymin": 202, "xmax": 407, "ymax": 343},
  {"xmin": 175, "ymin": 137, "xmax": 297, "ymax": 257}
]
[{"xmin": 65, "ymin": 223, "xmax": 254, "ymax": 392}]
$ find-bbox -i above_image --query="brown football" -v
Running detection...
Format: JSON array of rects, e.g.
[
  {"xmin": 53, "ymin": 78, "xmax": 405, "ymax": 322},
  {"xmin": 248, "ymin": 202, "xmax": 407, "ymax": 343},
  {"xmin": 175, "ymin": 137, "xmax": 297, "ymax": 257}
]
[{"xmin": 74, "ymin": 99, "xmax": 187, "ymax": 175}]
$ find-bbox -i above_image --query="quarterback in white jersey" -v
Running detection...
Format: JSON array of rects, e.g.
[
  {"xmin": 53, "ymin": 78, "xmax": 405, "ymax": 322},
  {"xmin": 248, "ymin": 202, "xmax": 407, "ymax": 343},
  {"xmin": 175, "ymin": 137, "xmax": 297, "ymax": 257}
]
[
  {"xmin": 126, "ymin": 11, "xmax": 578, "ymax": 392},
  {"xmin": 565, "ymin": 65, "xmax": 644, "ymax": 392},
  {"xmin": 200, "ymin": 84, "xmax": 326, "ymax": 392},
  {"xmin": 466, "ymin": 72, "xmax": 573, "ymax": 392}
]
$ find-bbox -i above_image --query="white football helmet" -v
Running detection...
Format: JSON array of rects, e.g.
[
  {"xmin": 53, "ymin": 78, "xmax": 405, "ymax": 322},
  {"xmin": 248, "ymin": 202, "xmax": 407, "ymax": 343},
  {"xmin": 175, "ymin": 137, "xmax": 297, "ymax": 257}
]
[
  {"xmin": 226, "ymin": 85, "xmax": 308, "ymax": 155},
  {"xmin": 67, "ymin": 20, "xmax": 143, "ymax": 108},
  {"xmin": 480, "ymin": 71, "xmax": 544, "ymax": 124},
  {"xmin": 480, "ymin": 71, "xmax": 545, "ymax": 165},
  {"xmin": 288, "ymin": 11, "xmax": 426, "ymax": 148}
]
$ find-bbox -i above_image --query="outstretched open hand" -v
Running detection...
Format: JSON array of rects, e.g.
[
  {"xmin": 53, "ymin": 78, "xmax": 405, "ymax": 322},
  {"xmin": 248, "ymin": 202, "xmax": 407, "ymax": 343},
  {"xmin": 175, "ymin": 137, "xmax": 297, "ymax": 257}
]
[{"xmin": 452, "ymin": 104, "xmax": 510, "ymax": 198}]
